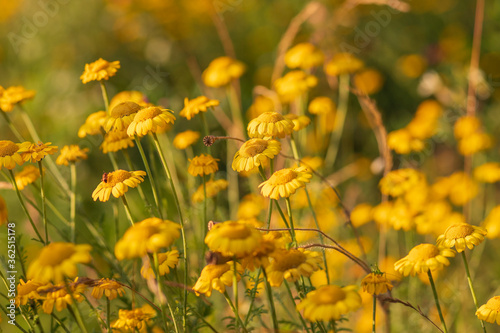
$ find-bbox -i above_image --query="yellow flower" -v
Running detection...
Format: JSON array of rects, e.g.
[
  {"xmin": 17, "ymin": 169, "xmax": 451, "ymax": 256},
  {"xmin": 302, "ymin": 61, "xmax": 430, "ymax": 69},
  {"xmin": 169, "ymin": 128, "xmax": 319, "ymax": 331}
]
[
  {"xmin": 91, "ymin": 278, "xmax": 125, "ymax": 300},
  {"xmin": 246, "ymin": 95, "xmax": 276, "ymax": 120},
  {"xmin": 179, "ymin": 96, "xmax": 219, "ymax": 120},
  {"xmin": 350, "ymin": 203, "xmax": 373, "ymax": 227},
  {"xmin": 0, "ymin": 140, "xmax": 27, "ymax": 170},
  {"xmin": 284, "ymin": 42, "xmax": 324, "ymax": 69},
  {"xmin": 0, "ymin": 86, "xmax": 36, "ymax": 112},
  {"xmin": 140, "ymin": 249, "xmax": 180, "ymax": 279},
  {"xmin": 308, "ymin": 96, "xmax": 336, "ymax": 115},
  {"xmin": 80, "ymin": 58, "xmax": 121, "ymax": 84},
  {"xmin": 92, "ymin": 169, "xmax": 146, "ymax": 202},
  {"xmin": 16, "ymin": 279, "xmax": 45, "ymax": 306},
  {"xmin": 474, "ymin": 162, "xmax": 500, "ymax": 183},
  {"xmin": 78, "ymin": 111, "xmax": 108, "ymax": 137},
  {"xmin": 111, "ymin": 304, "xmax": 156, "ymax": 331},
  {"xmin": 188, "ymin": 154, "xmax": 219, "ymax": 176},
  {"xmin": 394, "ymin": 243, "xmax": 455, "ymax": 277},
  {"xmin": 109, "ymin": 90, "xmax": 150, "ymax": 110},
  {"xmin": 284, "ymin": 114, "xmax": 311, "ymax": 131},
  {"xmin": 127, "ymin": 106, "xmax": 176, "ymax": 137},
  {"xmin": 259, "ymin": 166, "xmax": 312, "ymax": 200},
  {"xmin": 379, "ymin": 168, "xmax": 424, "ymax": 197},
  {"xmin": 436, "ymin": 223, "xmax": 487, "ymax": 252},
  {"xmin": 232, "ymin": 138, "xmax": 281, "ymax": 173},
  {"xmin": 100, "ymin": 129, "xmax": 135, "ymax": 153},
  {"xmin": 0, "ymin": 195, "xmax": 7, "ymax": 225},
  {"xmin": 353, "ymin": 68, "xmax": 384, "ymax": 95},
  {"xmin": 56, "ymin": 145, "xmax": 89, "ymax": 165},
  {"xmin": 105, "ymin": 101, "xmax": 143, "ymax": 132},
  {"xmin": 192, "ymin": 261, "xmax": 243, "ymax": 297},
  {"xmin": 476, "ymin": 296, "xmax": 500, "ymax": 325},
  {"xmin": 202, "ymin": 56, "xmax": 246, "ymax": 87},
  {"xmin": 447, "ymin": 171, "xmax": 478, "ymax": 206},
  {"xmin": 173, "ymin": 130, "xmax": 200, "ymax": 149},
  {"xmin": 458, "ymin": 132, "xmax": 493, "ymax": 156},
  {"xmin": 387, "ymin": 128, "xmax": 425, "ymax": 154},
  {"xmin": 454, "ymin": 115, "xmax": 481, "ymax": 139},
  {"xmin": 205, "ymin": 221, "xmax": 263, "ymax": 258},
  {"xmin": 21, "ymin": 141, "xmax": 58, "ymax": 163},
  {"xmin": 298, "ymin": 156, "xmax": 324, "ymax": 172},
  {"xmin": 191, "ymin": 179, "xmax": 228, "ymax": 203},
  {"xmin": 237, "ymin": 194, "xmax": 266, "ymax": 219},
  {"xmin": 27, "ymin": 242, "xmax": 92, "ymax": 283},
  {"xmin": 247, "ymin": 111, "xmax": 294, "ymax": 139},
  {"xmin": 482, "ymin": 206, "xmax": 500, "ymax": 239},
  {"xmin": 361, "ymin": 272, "xmax": 393, "ymax": 295},
  {"xmin": 397, "ymin": 54, "xmax": 427, "ymax": 78},
  {"xmin": 325, "ymin": 53, "xmax": 364, "ymax": 76},
  {"xmin": 15, "ymin": 165, "xmax": 40, "ymax": 190},
  {"xmin": 114, "ymin": 217, "xmax": 181, "ymax": 260},
  {"xmin": 274, "ymin": 70, "xmax": 318, "ymax": 103},
  {"xmin": 266, "ymin": 248, "xmax": 322, "ymax": 287},
  {"xmin": 240, "ymin": 231, "xmax": 286, "ymax": 271},
  {"xmin": 296, "ymin": 285, "xmax": 362, "ymax": 322},
  {"xmin": 39, "ymin": 278, "xmax": 86, "ymax": 314}
]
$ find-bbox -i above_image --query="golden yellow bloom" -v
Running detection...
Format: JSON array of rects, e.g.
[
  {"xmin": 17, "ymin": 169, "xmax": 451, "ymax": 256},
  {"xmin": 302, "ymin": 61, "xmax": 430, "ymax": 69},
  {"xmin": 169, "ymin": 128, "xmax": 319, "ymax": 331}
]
[
  {"xmin": 394, "ymin": 243, "xmax": 455, "ymax": 277},
  {"xmin": 246, "ymin": 95, "xmax": 276, "ymax": 120},
  {"xmin": 458, "ymin": 132, "xmax": 493, "ymax": 156},
  {"xmin": 100, "ymin": 129, "xmax": 135, "ymax": 153},
  {"xmin": 237, "ymin": 194, "xmax": 266, "ymax": 219},
  {"xmin": 325, "ymin": 53, "xmax": 364, "ymax": 76},
  {"xmin": 387, "ymin": 128, "xmax": 425, "ymax": 154},
  {"xmin": 308, "ymin": 96, "xmax": 336, "ymax": 115},
  {"xmin": 284, "ymin": 114, "xmax": 311, "ymax": 131},
  {"xmin": 92, "ymin": 169, "xmax": 146, "ymax": 202},
  {"xmin": 109, "ymin": 90, "xmax": 150, "ymax": 110},
  {"xmin": 105, "ymin": 101, "xmax": 143, "ymax": 132},
  {"xmin": 0, "ymin": 195, "xmax": 7, "ymax": 226},
  {"xmin": 297, "ymin": 285, "xmax": 362, "ymax": 322},
  {"xmin": 188, "ymin": 154, "xmax": 219, "ymax": 176},
  {"xmin": 114, "ymin": 217, "xmax": 181, "ymax": 260},
  {"xmin": 192, "ymin": 179, "xmax": 228, "ymax": 203},
  {"xmin": 447, "ymin": 171, "xmax": 478, "ymax": 206},
  {"xmin": 353, "ymin": 68, "xmax": 384, "ymax": 95},
  {"xmin": 192, "ymin": 261, "xmax": 243, "ymax": 297},
  {"xmin": 140, "ymin": 249, "xmax": 180, "ymax": 279},
  {"xmin": 474, "ymin": 162, "xmax": 500, "ymax": 183},
  {"xmin": 16, "ymin": 279, "xmax": 45, "ymax": 306},
  {"xmin": 379, "ymin": 168, "xmax": 424, "ymax": 197},
  {"xmin": 406, "ymin": 100, "xmax": 443, "ymax": 139},
  {"xmin": 240, "ymin": 232, "xmax": 282, "ymax": 271},
  {"xmin": 350, "ymin": 203, "xmax": 373, "ymax": 227},
  {"xmin": 247, "ymin": 111, "xmax": 294, "ymax": 139},
  {"xmin": 398, "ymin": 54, "xmax": 427, "ymax": 78},
  {"xmin": 15, "ymin": 165, "xmax": 40, "ymax": 190},
  {"xmin": 173, "ymin": 130, "xmax": 200, "ymax": 149},
  {"xmin": 436, "ymin": 223, "xmax": 487, "ymax": 252},
  {"xmin": 80, "ymin": 58, "xmax": 120, "ymax": 84},
  {"xmin": 78, "ymin": 111, "xmax": 108, "ymax": 137},
  {"xmin": 266, "ymin": 248, "xmax": 322, "ymax": 287},
  {"xmin": 202, "ymin": 56, "xmax": 246, "ymax": 87},
  {"xmin": 0, "ymin": 86, "xmax": 36, "ymax": 112},
  {"xmin": 454, "ymin": 115, "xmax": 481, "ymax": 139},
  {"xmin": 127, "ymin": 106, "xmax": 176, "ymax": 137},
  {"xmin": 179, "ymin": 96, "xmax": 219, "ymax": 120},
  {"xmin": 39, "ymin": 279, "xmax": 86, "ymax": 314},
  {"xmin": 476, "ymin": 296, "xmax": 500, "ymax": 325},
  {"xmin": 361, "ymin": 272, "xmax": 393, "ymax": 295},
  {"xmin": 205, "ymin": 221, "xmax": 263, "ymax": 258},
  {"xmin": 232, "ymin": 138, "xmax": 281, "ymax": 173},
  {"xmin": 91, "ymin": 278, "xmax": 125, "ymax": 300},
  {"xmin": 111, "ymin": 304, "xmax": 156, "ymax": 331},
  {"xmin": 21, "ymin": 141, "xmax": 58, "ymax": 163},
  {"xmin": 274, "ymin": 70, "xmax": 318, "ymax": 103},
  {"xmin": 56, "ymin": 145, "xmax": 89, "ymax": 166},
  {"xmin": 482, "ymin": 206, "xmax": 500, "ymax": 239},
  {"xmin": 298, "ymin": 156, "xmax": 324, "ymax": 172},
  {"xmin": 284, "ymin": 43, "xmax": 324, "ymax": 69},
  {"xmin": 259, "ymin": 166, "xmax": 312, "ymax": 200},
  {"xmin": 27, "ymin": 242, "xmax": 92, "ymax": 283}
]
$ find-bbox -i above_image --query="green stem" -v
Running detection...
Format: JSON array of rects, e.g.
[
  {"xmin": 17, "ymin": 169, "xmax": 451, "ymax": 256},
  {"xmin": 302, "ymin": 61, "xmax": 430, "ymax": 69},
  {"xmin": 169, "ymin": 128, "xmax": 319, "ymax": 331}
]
[
  {"xmin": 203, "ymin": 174, "xmax": 208, "ymax": 239},
  {"xmin": 427, "ymin": 271, "xmax": 448, "ymax": 333},
  {"xmin": 461, "ymin": 251, "xmax": 487, "ymax": 332},
  {"xmin": 372, "ymin": 295, "xmax": 377, "ymax": 333},
  {"xmin": 121, "ymin": 195, "xmax": 135, "ymax": 226},
  {"xmin": 99, "ymin": 81, "xmax": 110, "ymax": 113},
  {"xmin": 67, "ymin": 303, "xmax": 89, "ymax": 333},
  {"xmin": 106, "ymin": 298, "xmax": 111, "ymax": 333},
  {"xmin": 262, "ymin": 269, "xmax": 279, "ymax": 332},
  {"xmin": 200, "ymin": 112, "xmax": 211, "ymax": 155},
  {"xmin": 38, "ymin": 160, "xmax": 49, "ymax": 244},
  {"xmin": 285, "ymin": 197, "xmax": 297, "ymax": 245},
  {"xmin": 233, "ymin": 260, "xmax": 240, "ymax": 332},
  {"xmin": 1, "ymin": 111, "xmax": 24, "ymax": 141},
  {"xmin": 70, "ymin": 162, "xmax": 76, "ymax": 243},
  {"xmin": 107, "ymin": 151, "xmax": 119, "ymax": 170},
  {"xmin": 223, "ymin": 290, "xmax": 248, "ymax": 333},
  {"xmin": 153, "ymin": 252, "xmax": 178, "ymax": 333},
  {"xmin": 284, "ymin": 280, "xmax": 311, "ymax": 333}
]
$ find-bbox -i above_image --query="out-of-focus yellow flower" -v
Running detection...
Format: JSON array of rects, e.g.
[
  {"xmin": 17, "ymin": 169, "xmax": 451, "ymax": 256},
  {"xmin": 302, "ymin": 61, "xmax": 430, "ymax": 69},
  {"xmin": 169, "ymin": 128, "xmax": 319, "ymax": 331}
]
[
  {"xmin": 350, "ymin": 203, "xmax": 373, "ymax": 227},
  {"xmin": 397, "ymin": 54, "xmax": 427, "ymax": 78},
  {"xmin": 437, "ymin": 223, "xmax": 487, "ymax": 252},
  {"xmin": 105, "ymin": 101, "xmax": 143, "ymax": 132},
  {"xmin": 192, "ymin": 261, "xmax": 243, "ymax": 297},
  {"xmin": 284, "ymin": 43, "xmax": 324, "ymax": 70},
  {"xmin": 237, "ymin": 194, "xmax": 266, "ymax": 219},
  {"xmin": 325, "ymin": 53, "xmax": 364, "ymax": 76},
  {"xmin": 14, "ymin": 165, "xmax": 40, "ymax": 190},
  {"xmin": 308, "ymin": 96, "xmax": 336, "ymax": 115},
  {"xmin": 414, "ymin": 200, "xmax": 453, "ymax": 236},
  {"xmin": 0, "ymin": 195, "xmax": 7, "ymax": 226},
  {"xmin": 91, "ymin": 278, "xmax": 125, "ymax": 300},
  {"xmin": 266, "ymin": 248, "xmax": 322, "ymax": 287},
  {"xmin": 111, "ymin": 304, "xmax": 156, "ymax": 331},
  {"xmin": 379, "ymin": 168, "xmax": 424, "ymax": 197},
  {"xmin": 284, "ymin": 114, "xmax": 311, "ymax": 131},
  {"xmin": 78, "ymin": 111, "xmax": 108, "ymax": 138},
  {"xmin": 127, "ymin": 106, "xmax": 176, "ymax": 137},
  {"xmin": 109, "ymin": 91, "xmax": 150, "ymax": 110},
  {"xmin": 80, "ymin": 58, "xmax": 121, "ymax": 84},
  {"xmin": 202, "ymin": 56, "xmax": 246, "ymax": 87},
  {"xmin": 0, "ymin": 86, "xmax": 36, "ymax": 112},
  {"xmin": 394, "ymin": 243, "xmax": 455, "ymax": 276},
  {"xmin": 354, "ymin": 68, "xmax": 384, "ymax": 95},
  {"xmin": 447, "ymin": 171, "xmax": 478, "ymax": 206},
  {"xmin": 274, "ymin": 70, "xmax": 318, "ymax": 103},
  {"xmin": 246, "ymin": 95, "xmax": 276, "ymax": 120},
  {"xmin": 92, "ymin": 169, "xmax": 146, "ymax": 202},
  {"xmin": 179, "ymin": 96, "xmax": 219, "ymax": 120},
  {"xmin": 21, "ymin": 142, "xmax": 58, "ymax": 163},
  {"xmin": 387, "ymin": 128, "xmax": 425, "ymax": 154},
  {"xmin": 454, "ymin": 115, "xmax": 492, "ymax": 156},
  {"xmin": 192, "ymin": 179, "xmax": 228, "ymax": 203},
  {"xmin": 173, "ymin": 130, "xmax": 200, "ymax": 149},
  {"xmin": 140, "ymin": 249, "xmax": 179, "ymax": 279},
  {"xmin": 100, "ymin": 129, "xmax": 135, "ymax": 153},
  {"xmin": 232, "ymin": 138, "xmax": 281, "ymax": 173},
  {"xmin": 188, "ymin": 154, "xmax": 219, "ymax": 176},
  {"xmin": 259, "ymin": 166, "xmax": 312, "ymax": 200},
  {"xmin": 474, "ymin": 162, "xmax": 500, "ymax": 183},
  {"xmin": 482, "ymin": 206, "xmax": 500, "ymax": 239},
  {"xmin": 205, "ymin": 221, "xmax": 263, "ymax": 258},
  {"xmin": 298, "ymin": 156, "xmax": 324, "ymax": 172},
  {"xmin": 247, "ymin": 111, "xmax": 294, "ymax": 139},
  {"xmin": 56, "ymin": 145, "xmax": 89, "ymax": 166},
  {"xmin": 240, "ymin": 231, "xmax": 284, "ymax": 271},
  {"xmin": 454, "ymin": 115, "xmax": 481, "ymax": 139}
]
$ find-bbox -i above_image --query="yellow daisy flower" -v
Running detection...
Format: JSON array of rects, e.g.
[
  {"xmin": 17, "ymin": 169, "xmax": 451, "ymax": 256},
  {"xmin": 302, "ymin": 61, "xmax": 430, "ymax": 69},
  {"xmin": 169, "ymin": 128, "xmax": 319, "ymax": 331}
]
[
  {"xmin": 205, "ymin": 221, "xmax": 263, "ymax": 258},
  {"xmin": 232, "ymin": 138, "xmax": 281, "ymax": 173},
  {"xmin": 188, "ymin": 154, "xmax": 219, "ymax": 177},
  {"xmin": 80, "ymin": 58, "xmax": 121, "ymax": 84},
  {"xmin": 21, "ymin": 141, "xmax": 58, "ymax": 163},
  {"xmin": 350, "ymin": 203, "xmax": 373, "ymax": 228},
  {"xmin": 91, "ymin": 278, "xmax": 125, "ymax": 300},
  {"xmin": 458, "ymin": 132, "xmax": 493, "ymax": 156},
  {"xmin": 202, "ymin": 56, "xmax": 246, "ymax": 87},
  {"xmin": 127, "ymin": 106, "xmax": 176, "ymax": 137},
  {"xmin": 111, "ymin": 304, "xmax": 156, "ymax": 331},
  {"xmin": 454, "ymin": 115, "xmax": 481, "ymax": 139},
  {"xmin": 14, "ymin": 165, "xmax": 41, "ymax": 190},
  {"xmin": 353, "ymin": 68, "xmax": 384, "ymax": 95},
  {"xmin": 114, "ymin": 217, "xmax": 181, "ymax": 260},
  {"xmin": 246, "ymin": 95, "xmax": 276, "ymax": 121},
  {"xmin": 247, "ymin": 111, "xmax": 294, "ymax": 139},
  {"xmin": 92, "ymin": 169, "xmax": 146, "ymax": 202},
  {"xmin": 140, "ymin": 249, "xmax": 179, "ymax": 279},
  {"xmin": 100, "ymin": 129, "xmax": 135, "ymax": 153},
  {"xmin": 56, "ymin": 145, "xmax": 89, "ymax": 166},
  {"xmin": 379, "ymin": 168, "xmax": 424, "ymax": 197},
  {"xmin": 191, "ymin": 179, "xmax": 228, "ymax": 203},
  {"xmin": 297, "ymin": 285, "xmax": 362, "ymax": 322},
  {"xmin": 173, "ymin": 130, "xmax": 200, "ymax": 149},
  {"xmin": 240, "ymin": 231, "xmax": 285, "ymax": 271},
  {"xmin": 284, "ymin": 114, "xmax": 311, "ymax": 131},
  {"xmin": 324, "ymin": 53, "xmax": 364, "ymax": 76},
  {"xmin": 274, "ymin": 70, "xmax": 318, "ymax": 103},
  {"xmin": 192, "ymin": 261, "xmax": 243, "ymax": 297},
  {"xmin": 474, "ymin": 162, "xmax": 500, "ymax": 183},
  {"xmin": 259, "ymin": 166, "xmax": 312, "ymax": 200},
  {"xmin": 179, "ymin": 96, "xmax": 220, "ymax": 120},
  {"xmin": 361, "ymin": 272, "xmax": 393, "ymax": 295},
  {"xmin": 394, "ymin": 243, "xmax": 455, "ymax": 277},
  {"xmin": 0, "ymin": 141, "xmax": 29, "ymax": 170},
  {"xmin": 436, "ymin": 223, "xmax": 487, "ymax": 252},
  {"xmin": 476, "ymin": 296, "xmax": 500, "ymax": 325},
  {"xmin": 284, "ymin": 42, "xmax": 324, "ymax": 70},
  {"xmin": 39, "ymin": 279, "xmax": 86, "ymax": 314},
  {"xmin": 77, "ymin": 111, "xmax": 108, "ymax": 138},
  {"xmin": 104, "ymin": 101, "xmax": 143, "ymax": 132},
  {"xmin": 27, "ymin": 242, "xmax": 92, "ymax": 283},
  {"xmin": 109, "ymin": 90, "xmax": 150, "ymax": 110},
  {"xmin": 387, "ymin": 128, "xmax": 425, "ymax": 154},
  {"xmin": 0, "ymin": 85, "xmax": 36, "ymax": 112},
  {"xmin": 447, "ymin": 171, "xmax": 478, "ymax": 206},
  {"xmin": 266, "ymin": 248, "xmax": 322, "ymax": 287},
  {"xmin": 16, "ymin": 279, "xmax": 45, "ymax": 306},
  {"xmin": 0, "ymin": 195, "xmax": 7, "ymax": 226},
  {"xmin": 308, "ymin": 96, "xmax": 336, "ymax": 115}
]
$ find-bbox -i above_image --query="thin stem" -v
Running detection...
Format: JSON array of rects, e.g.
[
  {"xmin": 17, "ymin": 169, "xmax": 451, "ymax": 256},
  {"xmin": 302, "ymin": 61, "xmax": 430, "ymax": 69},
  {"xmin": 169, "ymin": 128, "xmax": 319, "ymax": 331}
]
[
  {"xmin": 99, "ymin": 81, "xmax": 110, "ymax": 113},
  {"xmin": 200, "ymin": 112, "xmax": 211, "ymax": 155},
  {"xmin": 153, "ymin": 252, "xmax": 178, "ymax": 333},
  {"xmin": 70, "ymin": 162, "xmax": 76, "ymax": 243},
  {"xmin": 427, "ymin": 271, "xmax": 448, "ymax": 333},
  {"xmin": 262, "ymin": 269, "xmax": 279, "ymax": 332},
  {"xmin": 285, "ymin": 197, "xmax": 297, "ymax": 245},
  {"xmin": 461, "ymin": 251, "xmax": 487, "ymax": 332},
  {"xmin": 1, "ymin": 111, "xmax": 24, "ymax": 141},
  {"xmin": 284, "ymin": 280, "xmax": 311, "ymax": 333},
  {"xmin": 223, "ymin": 290, "xmax": 248, "ymax": 333},
  {"xmin": 38, "ymin": 160, "xmax": 49, "ymax": 244},
  {"xmin": 106, "ymin": 298, "xmax": 111, "ymax": 333},
  {"xmin": 233, "ymin": 260, "xmax": 240, "ymax": 332},
  {"xmin": 121, "ymin": 195, "xmax": 135, "ymax": 226},
  {"xmin": 372, "ymin": 295, "xmax": 377, "ymax": 333},
  {"xmin": 203, "ymin": 174, "xmax": 208, "ymax": 239}
]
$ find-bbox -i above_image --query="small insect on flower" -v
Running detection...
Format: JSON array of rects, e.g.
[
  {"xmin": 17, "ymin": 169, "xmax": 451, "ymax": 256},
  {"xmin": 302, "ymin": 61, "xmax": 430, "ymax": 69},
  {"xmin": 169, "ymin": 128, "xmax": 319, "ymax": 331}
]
[{"xmin": 101, "ymin": 172, "xmax": 109, "ymax": 183}]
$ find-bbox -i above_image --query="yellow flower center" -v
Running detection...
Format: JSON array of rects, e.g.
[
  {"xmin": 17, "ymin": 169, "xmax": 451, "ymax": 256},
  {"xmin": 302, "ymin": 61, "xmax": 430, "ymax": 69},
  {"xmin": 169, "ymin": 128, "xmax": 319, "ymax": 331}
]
[
  {"xmin": 270, "ymin": 169, "xmax": 297, "ymax": 185},
  {"xmin": 444, "ymin": 224, "xmax": 474, "ymax": 239},
  {"xmin": 108, "ymin": 170, "xmax": 132, "ymax": 185},
  {"xmin": 38, "ymin": 243, "xmax": 75, "ymax": 266},
  {"xmin": 316, "ymin": 285, "xmax": 346, "ymax": 304},
  {"xmin": 110, "ymin": 101, "xmax": 142, "ymax": 118},
  {"xmin": 407, "ymin": 244, "xmax": 439, "ymax": 261},
  {"xmin": 273, "ymin": 250, "xmax": 306, "ymax": 271},
  {"xmin": 258, "ymin": 112, "xmax": 285, "ymax": 123},
  {"xmin": 0, "ymin": 140, "xmax": 19, "ymax": 157},
  {"xmin": 240, "ymin": 139, "xmax": 268, "ymax": 157},
  {"xmin": 486, "ymin": 296, "xmax": 500, "ymax": 310},
  {"xmin": 217, "ymin": 222, "xmax": 252, "ymax": 239},
  {"xmin": 135, "ymin": 107, "xmax": 162, "ymax": 122}
]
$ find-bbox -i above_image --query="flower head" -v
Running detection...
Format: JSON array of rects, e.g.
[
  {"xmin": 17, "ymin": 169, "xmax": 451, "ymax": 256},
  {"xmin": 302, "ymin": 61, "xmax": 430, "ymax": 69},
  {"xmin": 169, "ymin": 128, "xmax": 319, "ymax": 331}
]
[
  {"xmin": 21, "ymin": 141, "xmax": 58, "ymax": 163},
  {"xmin": 100, "ymin": 129, "xmax": 135, "ymax": 153},
  {"xmin": 78, "ymin": 111, "xmax": 108, "ymax": 137},
  {"xmin": 109, "ymin": 91, "xmax": 150, "ymax": 110},
  {"xmin": 266, "ymin": 248, "xmax": 322, "ymax": 287},
  {"xmin": 259, "ymin": 166, "xmax": 312, "ymax": 200},
  {"xmin": 105, "ymin": 101, "xmax": 143, "ymax": 132},
  {"xmin": 353, "ymin": 68, "xmax": 384, "ymax": 94},
  {"xmin": 180, "ymin": 96, "xmax": 219, "ymax": 120},
  {"xmin": 16, "ymin": 279, "xmax": 45, "ymax": 306},
  {"xmin": 92, "ymin": 169, "xmax": 146, "ymax": 202},
  {"xmin": 111, "ymin": 304, "xmax": 156, "ymax": 331},
  {"xmin": 474, "ymin": 162, "xmax": 500, "ymax": 183},
  {"xmin": 114, "ymin": 217, "xmax": 181, "ymax": 260},
  {"xmin": 80, "ymin": 58, "xmax": 120, "ymax": 84},
  {"xmin": 56, "ymin": 145, "xmax": 89, "ymax": 165},
  {"xmin": 192, "ymin": 261, "xmax": 243, "ymax": 297},
  {"xmin": 308, "ymin": 96, "xmax": 336, "ymax": 115},
  {"xmin": 394, "ymin": 243, "xmax": 455, "ymax": 277},
  {"xmin": 15, "ymin": 165, "xmax": 41, "ymax": 190},
  {"xmin": 387, "ymin": 128, "xmax": 425, "ymax": 154},
  {"xmin": 39, "ymin": 279, "xmax": 86, "ymax": 313},
  {"xmin": 0, "ymin": 86, "xmax": 36, "ymax": 112},
  {"xmin": 192, "ymin": 179, "xmax": 228, "ymax": 203},
  {"xmin": 285, "ymin": 42, "xmax": 324, "ymax": 69},
  {"xmin": 361, "ymin": 271, "xmax": 393, "ymax": 295},
  {"xmin": 247, "ymin": 112, "xmax": 294, "ymax": 139},
  {"xmin": 188, "ymin": 154, "xmax": 219, "ymax": 176},
  {"xmin": 379, "ymin": 168, "xmax": 424, "ymax": 197},
  {"xmin": 325, "ymin": 53, "xmax": 364, "ymax": 76},
  {"xmin": 27, "ymin": 242, "xmax": 92, "ymax": 283},
  {"xmin": 127, "ymin": 106, "xmax": 176, "ymax": 137},
  {"xmin": 173, "ymin": 130, "xmax": 200, "ymax": 149},
  {"xmin": 476, "ymin": 296, "xmax": 500, "ymax": 325},
  {"xmin": 284, "ymin": 114, "xmax": 311, "ymax": 131},
  {"xmin": 205, "ymin": 221, "xmax": 263, "ymax": 258},
  {"xmin": 202, "ymin": 56, "xmax": 246, "ymax": 87},
  {"xmin": 140, "ymin": 249, "xmax": 180, "ymax": 279},
  {"xmin": 297, "ymin": 285, "xmax": 362, "ymax": 322},
  {"xmin": 436, "ymin": 223, "xmax": 487, "ymax": 252},
  {"xmin": 274, "ymin": 70, "xmax": 318, "ymax": 103},
  {"xmin": 91, "ymin": 278, "xmax": 125, "ymax": 300},
  {"xmin": 232, "ymin": 139, "xmax": 281, "ymax": 173}
]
